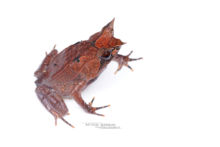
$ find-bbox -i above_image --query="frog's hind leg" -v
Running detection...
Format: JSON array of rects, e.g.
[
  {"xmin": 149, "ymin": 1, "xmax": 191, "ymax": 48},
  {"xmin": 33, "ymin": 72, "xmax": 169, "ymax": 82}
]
[
  {"xmin": 72, "ymin": 92, "xmax": 110, "ymax": 116},
  {"xmin": 113, "ymin": 51, "xmax": 143, "ymax": 74},
  {"xmin": 35, "ymin": 85, "xmax": 74, "ymax": 128}
]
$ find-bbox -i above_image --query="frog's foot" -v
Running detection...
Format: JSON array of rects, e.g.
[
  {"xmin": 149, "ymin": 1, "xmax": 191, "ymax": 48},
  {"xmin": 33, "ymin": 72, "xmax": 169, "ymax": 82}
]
[
  {"xmin": 72, "ymin": 92, "xmax": 110, "ymax": 116},
  {"xmin": 51, "ymin": 110, "xmax": 74, "ymax": 128},
  {"xmin": 113, "ymin": 51, "xmax": 143, "ymax": 74},
  {"xmin": 87, "ymin": 97, "xmax": 111, "ymax": 116},
  {"xmin": 36, "ymin": 85, "xmax": 74, "ymax": 128}
]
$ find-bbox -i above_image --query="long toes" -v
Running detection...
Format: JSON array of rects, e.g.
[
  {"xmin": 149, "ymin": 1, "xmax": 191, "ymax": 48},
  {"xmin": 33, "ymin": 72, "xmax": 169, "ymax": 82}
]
[
  {"xmin": 95, "ymin": 104, "xmax": 111, "ymax": 110},
  {"xmin": 89, "ymin": 97, "xmax": 95, "ymax": 106},
  {"xmin": 127, "ymin": 50, "xmax": 133, "ymax": 56},
  {"xmin": 126, "ymin": 64, "xmax": 134, "ymax": 71},
  {"xmin": 87, "ymin": 97, "xmax": 110, "ymax": 116},
  {"xmin": 51, "ymin": 110, "xmax": 74, "ymax": 128},
  {"xmin": 129, "ymin": 57, "xmax": 143, "ymax": 61},
  {"xmin": 94, "ymin": 112, "xmax": 105, "ymax": 117},
  {"xmin": 87, "ymin": 104, "xmax": 110, "ymax": 116},
  {"xmin": 60, "ymin": 117, "xmax": 75, "ymax": 128},
  {"xmin": 114, "ymin": 66, "xmax": 122, "ymax": 74}
]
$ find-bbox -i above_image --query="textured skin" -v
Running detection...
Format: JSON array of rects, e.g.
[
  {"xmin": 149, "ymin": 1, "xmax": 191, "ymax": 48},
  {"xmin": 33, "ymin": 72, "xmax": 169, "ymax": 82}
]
[{"xmin": 34, "ymin": 19, "xmax": 142, "ymax": 127}]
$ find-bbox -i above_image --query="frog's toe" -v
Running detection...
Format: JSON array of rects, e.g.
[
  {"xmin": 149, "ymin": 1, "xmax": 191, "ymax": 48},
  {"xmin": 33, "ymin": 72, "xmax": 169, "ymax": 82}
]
[
  {"xmin": 51, "ymin": 110, "xmax": 74, "ymax": 128},
  {"xmin": 87, "ymin": 97, "xmax": 110, "ymax": 116}
]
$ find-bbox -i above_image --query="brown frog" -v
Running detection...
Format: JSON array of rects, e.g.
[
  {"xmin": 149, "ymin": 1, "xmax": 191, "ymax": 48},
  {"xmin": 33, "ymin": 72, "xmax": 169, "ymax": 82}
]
[{"xmin": 34, "ymin": 19, "xmax": 142, "ymax": 127}]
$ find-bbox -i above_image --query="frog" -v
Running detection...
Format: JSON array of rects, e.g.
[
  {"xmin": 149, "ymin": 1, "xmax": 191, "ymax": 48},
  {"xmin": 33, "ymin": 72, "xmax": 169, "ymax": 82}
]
[{"xmin": 34, "ymin": 19, "xmax": 142, "ymax": 127}]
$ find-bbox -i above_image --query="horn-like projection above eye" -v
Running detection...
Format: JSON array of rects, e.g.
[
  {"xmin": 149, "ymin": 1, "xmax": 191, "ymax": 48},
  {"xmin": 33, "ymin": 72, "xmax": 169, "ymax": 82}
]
[{"xmin": 89, "ymin": 18, "xmax": 124, "ymax": 49}]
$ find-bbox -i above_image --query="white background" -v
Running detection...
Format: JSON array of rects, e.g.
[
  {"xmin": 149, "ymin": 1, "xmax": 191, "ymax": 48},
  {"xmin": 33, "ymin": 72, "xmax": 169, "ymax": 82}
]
[{"xmin": 0, "ymin": 0, "xmax": 220, "ymax": 146}]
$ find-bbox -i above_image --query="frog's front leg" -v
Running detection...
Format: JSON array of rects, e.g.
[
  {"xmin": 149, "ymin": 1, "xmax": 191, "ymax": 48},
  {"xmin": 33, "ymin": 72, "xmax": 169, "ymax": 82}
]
[
  {"xmin": 113, "ymin": 51, "xmax": 143, "ymax": 74},
  {"xmin": 72, "ymin": 92, "xmax": 110, "ymax": 116},
  {"xmin": 35, "ymin": 85, "xmax": 74, "ymax": 127}
]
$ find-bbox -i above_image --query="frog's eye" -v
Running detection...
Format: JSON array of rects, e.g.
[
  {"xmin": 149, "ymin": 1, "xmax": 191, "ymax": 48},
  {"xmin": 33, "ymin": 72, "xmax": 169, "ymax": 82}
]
[{"xmin": 100, "ymin": 50, "xmax": 112, "ymax": 61}]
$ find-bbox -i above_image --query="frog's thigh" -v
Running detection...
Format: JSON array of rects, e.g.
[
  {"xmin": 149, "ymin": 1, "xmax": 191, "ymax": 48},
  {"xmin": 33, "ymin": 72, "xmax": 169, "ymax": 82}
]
[{"xmin": 35, "ymin": 85, "xmax": 68, "ymax": 118}]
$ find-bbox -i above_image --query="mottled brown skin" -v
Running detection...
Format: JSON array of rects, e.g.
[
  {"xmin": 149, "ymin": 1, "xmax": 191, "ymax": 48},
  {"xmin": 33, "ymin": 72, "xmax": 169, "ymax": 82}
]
[{"xmin": 34, "ymin": 19, "xmax": 142, "ymax": 127}]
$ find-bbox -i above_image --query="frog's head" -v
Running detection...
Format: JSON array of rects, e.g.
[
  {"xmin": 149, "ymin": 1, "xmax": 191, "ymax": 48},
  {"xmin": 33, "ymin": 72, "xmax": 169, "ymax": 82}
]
[{"xmin": 89, "ymin": 18, "xmax": 125, "ymax": 58}]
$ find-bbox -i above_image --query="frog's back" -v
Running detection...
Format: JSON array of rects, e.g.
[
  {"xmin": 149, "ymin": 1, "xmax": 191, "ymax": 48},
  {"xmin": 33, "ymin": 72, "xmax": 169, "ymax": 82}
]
[
  {"xmin": 44, "ymin": 41, "xmax": 99, "ymax": 95},
  {"xmin": 47, "ymin": 41, "xmax": 91, "ymax": 80}
]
